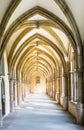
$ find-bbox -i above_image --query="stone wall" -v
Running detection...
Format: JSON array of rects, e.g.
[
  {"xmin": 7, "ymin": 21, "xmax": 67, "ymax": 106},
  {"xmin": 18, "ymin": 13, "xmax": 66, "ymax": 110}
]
[
  {"xmin": 68, "ymin": 101, "xmax": 77, "ymax": 118},
  {"xmin": 30, "ymin": 71, "xmax": 46, "ymax": 93}
]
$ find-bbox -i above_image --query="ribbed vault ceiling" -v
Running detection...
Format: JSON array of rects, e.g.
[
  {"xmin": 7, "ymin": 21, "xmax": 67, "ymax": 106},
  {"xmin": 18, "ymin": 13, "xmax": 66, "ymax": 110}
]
[{"xmin": 0, "ymin": 0, "xmax": 83, "ymax": 79}]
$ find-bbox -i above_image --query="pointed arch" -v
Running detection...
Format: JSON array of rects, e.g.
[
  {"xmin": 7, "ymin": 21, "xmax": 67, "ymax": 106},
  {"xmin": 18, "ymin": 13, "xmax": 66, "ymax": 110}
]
[{"xmin": 0, "ymin": 6, "xmax": 76, "ymax": 60}]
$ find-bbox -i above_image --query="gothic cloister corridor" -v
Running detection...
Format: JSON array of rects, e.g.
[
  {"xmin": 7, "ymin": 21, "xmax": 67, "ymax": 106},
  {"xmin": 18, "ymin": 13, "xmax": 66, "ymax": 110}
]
[
  {"xmin": 0, "ymin": 0, "xmax": 84, "ymax": 128},
  {"xmin": 1, "ymin": 93, "xmax": 84, "ymax": 130}
]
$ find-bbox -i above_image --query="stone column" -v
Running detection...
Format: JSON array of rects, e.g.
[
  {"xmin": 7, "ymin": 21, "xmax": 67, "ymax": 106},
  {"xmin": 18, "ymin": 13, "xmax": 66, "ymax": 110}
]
[
  {"xmin": 46, "ymin": 79, "xmax": 48, "ymax": 94},
  {"xmin": 53, "ymin": 78, "xmax": 56, "ymax": 100},
  {"xmin": 17, "ymin": 81, "xmax": 20, "ymax": 105},
  {"xmin": 19, "ymin": 80, "xmax": 22, "ymax": 103},
  {"xmin": 24, "ymin": 82, "xmax": 26, "ymax": 98},
  {"xmin": 49, "ymin": 80, "xmax": 52, "ymax": 97},
  {"xmin": 14, "ymin": 81, "xmax": 17, "ymax": 106},
  {"xmin": 22, "ymin": 82, "xmax": 24, "ymax": 101},
  {"xmin": 0, "ymin": 77, "xmax": 3, "ymax": 127},
  {"xmin": 76, "ymin": 67, "xmax": 84, "ymax": 125},
  {"xmin": 52, "ymin": 79, "xmax": 54, "ymax": 98},
  {"xmin": 62, "ymin": 73, "xmax": 68, "ymax": 110},
  {"xmin": 48, "ymin": 81, "xmax": 50, "ymax": 96},
  {"xmin": 49, "ymin": 79, "xmax": 53, "ymax": 98},
  {"xmin": 70, "ymin": 72, "xmax": 74, "ymax": 101},
  {"xmin": 47, "ymin": 80, "xmax": 49, "ymax": 96},
  {"xmin": 50, "ymin": 80, "xmax": 52, "ymax": 98},
  {"xmin": 56, "ymin": 77, "xmax": 60, "ymax": 103},
  {"xmin": 68, "ymin": 72, "xmax": 71, "ymax": 101},
  {"xmin": 10, "ymin": 79, "xmax": 14, "ymax": 112},
  {"xmin": 23, "ymin": 81, "xmax": 25, "ymax": 99},
  {"xmin": 73, "ymin": 71, "xmax": 77, "ymax": 101},
  {"xmin": 53, "ymin": 69, "xmax": 56, "ymax": 100},
  {"xmin": 62, "ymin": 76, "xmax": 65, "ymax": 97},
  {"xmin": 25, "ymin": 82, "xmax": 28, "ymax": 97}
]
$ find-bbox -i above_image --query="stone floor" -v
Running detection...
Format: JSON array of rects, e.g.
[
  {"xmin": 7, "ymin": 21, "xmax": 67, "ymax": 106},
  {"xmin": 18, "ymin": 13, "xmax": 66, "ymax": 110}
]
[{"xmin": 1, "ymin": 94, "xmax": 84, "ymax": 130}]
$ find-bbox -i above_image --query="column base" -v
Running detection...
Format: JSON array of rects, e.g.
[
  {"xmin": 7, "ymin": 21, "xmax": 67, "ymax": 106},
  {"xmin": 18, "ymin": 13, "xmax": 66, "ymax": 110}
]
[
  {"xmin": 10, "ymin": 101, "xmax": 14, "ymax": 113},
  {"xmin": 61, "ymin": 96, "xmax": 68, "ymax": 110},
  {"xmin": 49, "ymin": 91, "xmax": 53, "ymax": 98},
  {"xmin": 22, "ymin": 95, "xmax": 25, "ymax": 101},
  {"xmin": 53, "ymin": 91, "xmax": 56, "ymax": 100},
  {"xmin": 76, "ymin": 103, "xmax": 84, "ymax": 126},
  {"xmin": 55, "ymin": 92, "xmax": 60, "ymax": 103},
  {"xmin": 17, "ymin": 96, "xmax": 20, "ymax": 106}
]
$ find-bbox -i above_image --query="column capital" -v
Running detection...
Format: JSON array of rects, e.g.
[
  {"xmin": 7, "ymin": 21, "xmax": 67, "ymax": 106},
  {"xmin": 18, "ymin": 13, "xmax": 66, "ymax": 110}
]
[
  {"xmin": 9, "ymin": 78, "xmax": 13, "ymax": 82},
  {"xmin": 9, "ymin": 78, "xmax": 16, "ymax": 85},
  {"xmin": 63, "ymin": 72, "xmax": 68, "ymax": 78},
  {"xmin": 77, "ymin": 67, "xmax": 84, "ymax": 73},
  {"xmin": 0, "ymin": 74, "xmax": 5, "ymax": 78}
]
